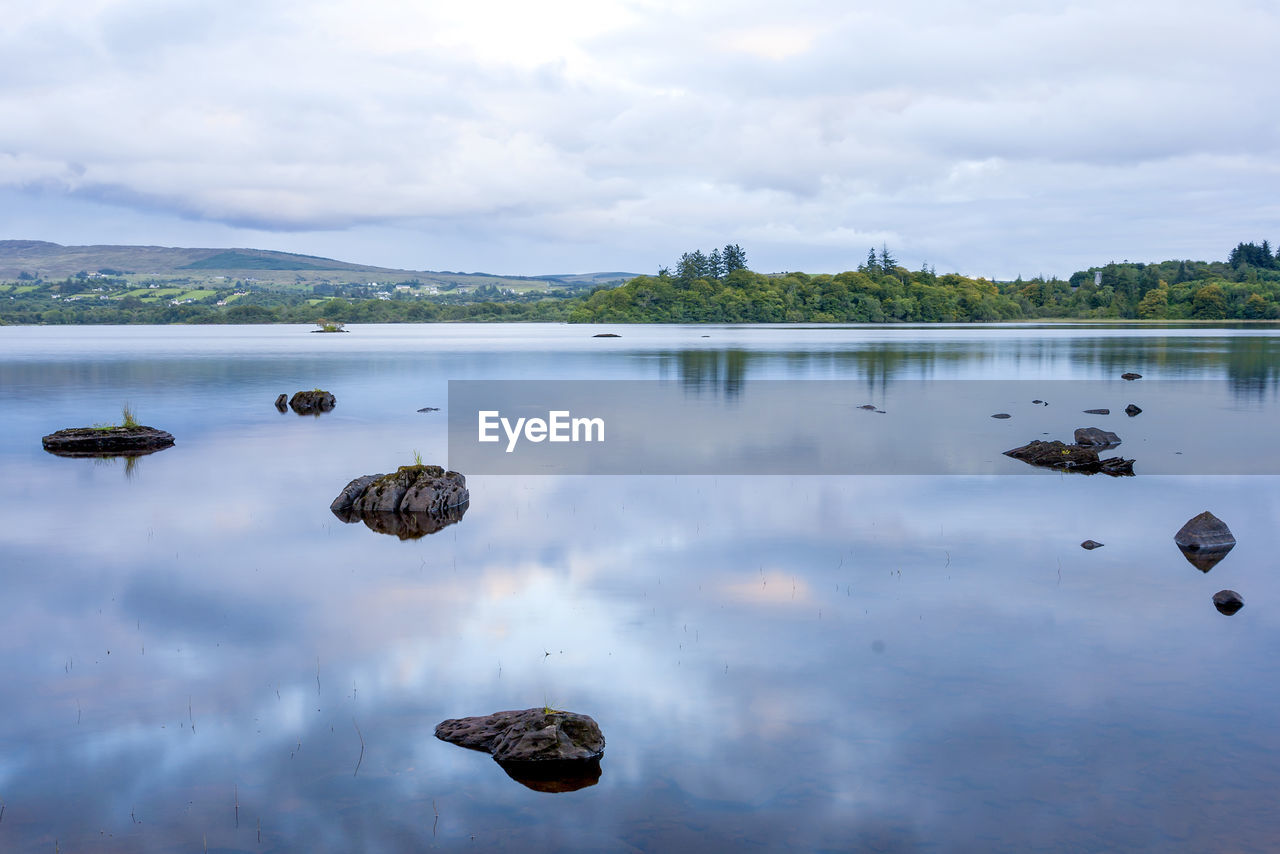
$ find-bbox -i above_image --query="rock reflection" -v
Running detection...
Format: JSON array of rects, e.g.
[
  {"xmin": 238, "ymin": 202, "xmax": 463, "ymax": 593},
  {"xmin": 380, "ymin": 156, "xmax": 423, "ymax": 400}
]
[
  {"xmin": 1178, "ymin": 543, "xmax": 1234, "ymax": 573},
  {"xmin": 332, "ymin": 503, "xmax": 468, "ymax": 539},
  {"xmin": 499, "ymin": 758, "xmax": 603, "ymax": 793}
]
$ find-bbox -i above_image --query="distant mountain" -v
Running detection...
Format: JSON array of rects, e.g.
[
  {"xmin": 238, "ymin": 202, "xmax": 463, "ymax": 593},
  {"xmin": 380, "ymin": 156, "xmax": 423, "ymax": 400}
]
[{"xmin": 0, "ymin": 241, "xmax": 637, "ymax": 287}]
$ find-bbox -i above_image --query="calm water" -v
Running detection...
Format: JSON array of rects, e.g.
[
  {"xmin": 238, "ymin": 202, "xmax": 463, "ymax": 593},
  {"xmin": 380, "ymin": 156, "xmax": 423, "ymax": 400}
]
[{"xmin": 2, "ymin": 322, "xmax": 1280, "ymax": 852}]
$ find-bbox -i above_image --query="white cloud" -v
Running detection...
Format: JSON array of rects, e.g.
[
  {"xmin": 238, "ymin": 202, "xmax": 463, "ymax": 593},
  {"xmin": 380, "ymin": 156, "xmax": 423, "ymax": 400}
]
[{"xmin": 0, "ymin": 0, "xmax": 1278, "ymax": 275}]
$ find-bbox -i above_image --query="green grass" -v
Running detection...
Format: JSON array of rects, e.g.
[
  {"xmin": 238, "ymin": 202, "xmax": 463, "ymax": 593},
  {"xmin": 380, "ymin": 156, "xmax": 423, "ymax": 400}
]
[
  {"xmin": 120, "ymin": 403, "xmax": 139, "ymax": 428},
  {"xmin": 412, "ymin": 449, "xmax": 423, "ymax": 466}
]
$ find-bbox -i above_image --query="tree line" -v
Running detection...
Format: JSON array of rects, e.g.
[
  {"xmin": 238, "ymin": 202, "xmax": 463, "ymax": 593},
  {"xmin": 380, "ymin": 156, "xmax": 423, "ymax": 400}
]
[{"xmin": 4, "ymin": 241, "xmax": 1280, "ymax": 325}]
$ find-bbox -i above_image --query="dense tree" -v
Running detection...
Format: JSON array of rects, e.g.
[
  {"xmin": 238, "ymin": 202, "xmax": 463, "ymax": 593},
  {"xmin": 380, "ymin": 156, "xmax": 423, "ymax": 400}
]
[{"xmin": 722, "ymin": 244, "xmax": 747, "ymax": 274}]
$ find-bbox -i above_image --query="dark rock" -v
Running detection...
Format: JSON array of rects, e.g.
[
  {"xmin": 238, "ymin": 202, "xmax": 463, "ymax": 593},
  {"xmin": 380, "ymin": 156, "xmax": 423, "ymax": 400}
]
[
  {"xmin": 1004, "ymin": 440, "xmax": 1134, "ymax": 477},
  {"xmin": 1074, "ymin": 427, "xmax": 1121, "ymax": 447},
  {"xmin": 289, "ymin": 390, "xmax": 336, "ymax": 414},
  {"xmin": 991, "ymin": 413, "xmax": 1012, "ymax": 419},
  {"xmin": 1213, "ymin": 590, "xmax": 1244, "ymax": 615},
  {"xmin": 1083, "ymin": 408, "xmax": 1110, "ymax": 415},
  {"xmin": 274, "ymin": 393, "xmax": 288, "ymax": 411},
  {"xmin": 1080, "ymin": 540, "xmax": 1104, "ymax": 550},
  {"xmin": 1032, "ymin": 400, "xmax": 1043, "ymax": 404},
  {"xmin": 1121, "ymin": 372, "xmax": 1142, "ymax": 380},
  {"xmin": 592, "ymin": 333, "xmax": 621, "ymax": 338},
  {"xmin": 417, "ymin": 407, "xmax": 440, "ymax": 413},
  {"xmin": 331, "ymin": 465, "xmax": 469, "ymax": 539},
  {"xmin": 42, "ymin": 426, "xmax": 175, "ymax": 457},
  {"xmin": 857, "ymin": 404, "xmax": 878, "ymax": 410},
  {"xmin": 435, "ymin": 706, "xmax": 604, "ymax": 773},
  {"xmin": 500, "ymin": 758, "xmax": 602, "ymax": 793},
  {"xmin": 1125, "ymin": 404, "xmax": 1142, "ymax": 416},
  {"xmin": 1099, "ymin": 457, "xmax": 1134, "ymax": 475},
  {"xmin": 1174, "ymin": 511, "xmax": 1235, "ymax": 572},
  {"xmin": 1174, "ymin": 511, "xmax": 1236, "ymax": 550}
]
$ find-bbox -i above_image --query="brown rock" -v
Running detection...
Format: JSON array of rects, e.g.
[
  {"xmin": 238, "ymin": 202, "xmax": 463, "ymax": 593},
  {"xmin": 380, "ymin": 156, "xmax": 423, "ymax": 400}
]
[
  {"xmin": 1083, "ymin": 408, "xmax": 1110, "ymax": 415},
  {"xmin": 1121, "ymin": 372, "xmax": 1142, "ymax": 380},
  {"xmin": 42, "ymin": 426, "xmax": 175, "ymax": 457},
  {"xmin": 274, "ymin": 393, "xmax": 288, "ymax": 411},
  {"xmin": 1080, "ymin": 540, "xmax": 1104, "ymax": 550},
  {"xmin": 331, "ymin": 466, "xmax": 470, "ymax": 539},
  {"xmin": 1174, "ymin": 511, "xmax": 1236, "ymax": 549},
  {"xmin": 436, "ymin": 708, "xmax": 605, "ymax": 780},
  {"xmin": 1074, "ymin": 427, "xmax": 1121, "ymax": 447},
  {"xmin": 289, "ymin": 390, "xmax": 336, "ymax": 414},
  {"xmin": 1174, "ymin": 511, "xmax": 1235, "ymax": 572},
  {"xmin": 1213, "ymin": 590, "xmax": 1244, "ymax": 615},
  {"xmin": 1003, "ymin": 440, "xmax": 1134, "ymax": 477},
  {"xmin": 1125, "ymin": 404, "xmax": 1142, "ymax": 417}
]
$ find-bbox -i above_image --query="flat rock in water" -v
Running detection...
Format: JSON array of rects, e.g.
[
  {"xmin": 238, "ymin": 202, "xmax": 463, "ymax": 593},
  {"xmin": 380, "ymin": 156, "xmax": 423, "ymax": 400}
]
[
  {"xmin": 289, "ymin": 390, "xmax": 336, "ymax": 414},
  {"xmin": 1122, "ymin": 372, "xmax": 1142, "ymax": 380},
  {"xmin": 1074, "ymin": 427, "xmax": 1121, "ymax": 447},
  {"xmin": 436, "ymin": 708, "xmax": 605, "ymax": 764},
  {"xmin": 1083, "ymin": 408, "xmax": 1110, "ymax": 415},
  {"xmin": 1125, "ymin": 404, "xmax": 1142, "ymax": 416},
  {"xmin": 42, "ymin": 426, "xmax": 175, "ymax": 457},
  {"xmin": 1081, "ymin": 540, "xmax": 1104, "ymax": 550},
  {"xmin": 1004, "ymin": 440, "xmax": 1134, "ymax": 477},
  {"xmin": 857, "ymin": 404, "xmax": 878, "ymax": 410},
  {"xmin": 592, "ymin": 333, "xmax": 621, "ymax": 338},
  {"xmin": 1213, "ymin": 589, "xmax": 1244, "ymax": 615},
  {"xmin": 417, "ymin": 406, "xmax": 440, "ymax": 413},
  {"xmin": 331, "ymin": 465, "xmax": 469, "ymax": 539},
  {"xmin": 991, "ymin": 413, "xmax": 1012, "ymax": 419}
]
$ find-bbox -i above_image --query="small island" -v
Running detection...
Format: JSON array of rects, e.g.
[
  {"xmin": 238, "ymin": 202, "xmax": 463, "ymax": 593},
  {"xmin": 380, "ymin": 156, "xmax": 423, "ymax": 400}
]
[{"xmin": 42, "ymin": 405, "xmax": 174, "ymax": 457}]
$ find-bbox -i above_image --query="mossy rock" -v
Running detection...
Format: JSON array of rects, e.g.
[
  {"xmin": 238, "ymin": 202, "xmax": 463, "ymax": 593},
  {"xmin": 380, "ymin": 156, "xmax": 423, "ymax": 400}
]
[
  {"xmin": 42, "ymin": 426, "xmax": 175, "ymax": 457},
  {"xmin": 330, "ymin": 465, "xmax": 469, "ymax": 539}
]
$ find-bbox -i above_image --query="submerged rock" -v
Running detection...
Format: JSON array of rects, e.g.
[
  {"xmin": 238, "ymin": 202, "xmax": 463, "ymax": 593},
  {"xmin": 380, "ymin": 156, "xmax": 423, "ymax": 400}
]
[
  {"xmin": 1213, "ymin": 590, "xmax": 1244, "ymax": 616},
  {"xmin": 42, "ymin": 426, "xmax": 175, "ymax": 457},
  {"xmin": 437, "ymin": 708, "xmax": 605, "ymax": 762},
  {"xmin": 592, "ymin": 333, "xmax": 621, "ymax": 338},
  {"xmin": 857, "ymin": 404, "xmax": 878, "ymax": 410},
  {"xmin": 1074, "ymin": 427, "xmax": 1121, "ymax": 447},
  {"xmin": 1122, "ymin": 372, "xmax": 1142, "ymax": 380},
  {"xmin": 1081, "ymin": 540, "xmax": 1105, "ymax": 550},
  {"xmin": 1125, "ymin": 403, "xmax": 1142, "ymax": 417},
  {"xmin": 331, "ymin": 465, "xmax": 469, "ymax": 539},
  {"xmin": 991, "ymin": 413, "xmax": 1012, "ymax": 419},
  {"xmin": 417, "ymin": 406, "xmax": 440, "ymax": 413},
  {"xmin": 289, "ymin": 390, "xmax": 336, "ymax": 414},
  {"xmin": 1083, "ymin": 408, "xmax": 1110, "ymax": 415},
  {"xmin": 1003, "ymin": 440, "xmax": 1134, "ymax": 476}
]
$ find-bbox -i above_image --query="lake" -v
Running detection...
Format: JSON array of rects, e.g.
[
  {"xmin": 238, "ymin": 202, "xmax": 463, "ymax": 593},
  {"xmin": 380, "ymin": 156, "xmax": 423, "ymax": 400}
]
[{"xmin": 2, "ymin": 322, "xmax": 1279, "ymax": 852}]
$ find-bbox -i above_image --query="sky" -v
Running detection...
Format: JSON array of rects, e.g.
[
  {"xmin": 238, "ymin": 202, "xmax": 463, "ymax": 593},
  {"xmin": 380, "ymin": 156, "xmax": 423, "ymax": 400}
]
[{"xmin": 1, "ymin": 0, "xmax": 1277, "ymax": 279}]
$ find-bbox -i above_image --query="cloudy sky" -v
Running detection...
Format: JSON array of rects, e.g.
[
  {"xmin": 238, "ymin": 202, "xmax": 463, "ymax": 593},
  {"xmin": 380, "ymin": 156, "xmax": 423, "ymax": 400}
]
[{"xmin": 1, "ymin": 0, "xmax": 1277, "ymax": 278}]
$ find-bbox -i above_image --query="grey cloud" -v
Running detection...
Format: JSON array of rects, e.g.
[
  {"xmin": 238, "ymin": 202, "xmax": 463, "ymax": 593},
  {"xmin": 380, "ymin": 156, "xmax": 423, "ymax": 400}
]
[{"xmin": 0, "ymin": 0, "xmax": 1278, "ymax": 276}]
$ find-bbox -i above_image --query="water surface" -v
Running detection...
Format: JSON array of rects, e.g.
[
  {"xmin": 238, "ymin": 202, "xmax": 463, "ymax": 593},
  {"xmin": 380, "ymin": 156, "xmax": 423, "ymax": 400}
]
[{"xmin": 2, "ymin": 323, "xmax": 1279, "ymax": 852}]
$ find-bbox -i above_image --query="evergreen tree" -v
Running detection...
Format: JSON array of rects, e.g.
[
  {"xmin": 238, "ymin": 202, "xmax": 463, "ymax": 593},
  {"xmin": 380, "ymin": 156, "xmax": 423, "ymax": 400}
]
[
  {"xmin": 722, "ymin": 244, "xmax": 747, "ymax": 273},
  {"xmin": 865, "ymin": 248, "xmax": 879, "ymax": 273},
  {"xmin": 879, "ymin": 244, "xmax": 896, "ymax": 271},
  {"xmin": 708, "ymin": 248, "xmax": 724, "ymax": 279}
]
